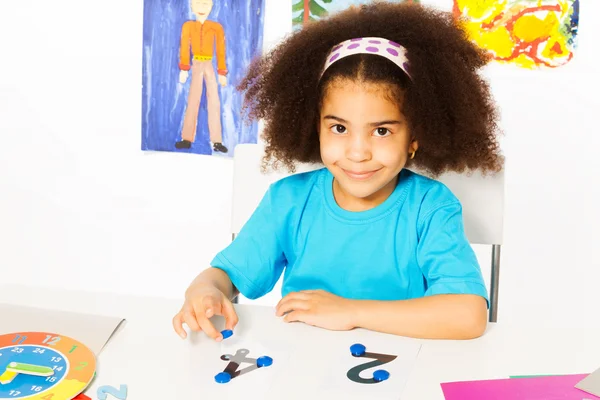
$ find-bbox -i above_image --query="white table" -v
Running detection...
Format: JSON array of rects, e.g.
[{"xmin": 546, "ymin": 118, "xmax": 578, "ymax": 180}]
[
  {"xmin": 404, "ymin": 315, "xmax": 600, "ymax": 398},
  {"xmin": 1, "ymin": 284, "xmax": 599, "ymax": 399}
]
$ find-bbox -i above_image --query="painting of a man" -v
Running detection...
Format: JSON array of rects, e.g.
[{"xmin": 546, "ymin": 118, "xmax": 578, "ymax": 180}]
[
  {"xmin": 176, "ymin": 0, "xmax": 228, "ymax": 153},
  {"xmin": 141, "ymin": 0, "xmax": 265, "ymax": 157}
]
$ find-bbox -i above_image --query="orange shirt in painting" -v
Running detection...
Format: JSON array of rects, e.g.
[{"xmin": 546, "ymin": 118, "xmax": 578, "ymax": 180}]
[{"xmin": 179, "ymin": 20, "xmax": 227, "ymax": 75}]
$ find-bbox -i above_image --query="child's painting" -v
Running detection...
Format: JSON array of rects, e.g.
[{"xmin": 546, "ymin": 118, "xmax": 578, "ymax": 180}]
[
  {"xmin": 142, "ymin": 0, "xmax": 265, "ymax": 157},
  {"xmin": 293, "ymin": 0, "xmax": 420, "ymax": 29},
  {"xmin": 453, "ymin": 0, "xmax": 579, "ymax": 69}
]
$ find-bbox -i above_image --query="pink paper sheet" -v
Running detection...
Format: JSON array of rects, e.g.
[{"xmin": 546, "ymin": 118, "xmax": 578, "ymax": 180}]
[{"xmin": 441, "ymin": 374, "xmax": 600, "ymax": 400}]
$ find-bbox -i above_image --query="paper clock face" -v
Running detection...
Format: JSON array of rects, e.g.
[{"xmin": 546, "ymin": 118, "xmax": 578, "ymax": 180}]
[{"xmin": 0, "ymin": 332, "xmax": 96, "ymax": 400}]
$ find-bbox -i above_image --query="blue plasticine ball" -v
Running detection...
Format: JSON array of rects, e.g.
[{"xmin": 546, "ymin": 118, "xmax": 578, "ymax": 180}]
[
  {"xmin": 257, "ymin": 356, "xmax": 273, "ymax": 367},
  {"xmin": 221, "ymin": 329, "xmax": 233, "ymax": 339},
  {"xmin": 215, "ymin": 372, "xmax": 231, "ymax": 384},
  {"xmin": 350, "ymin": 343, "xmax": 366, "ymax": 357},
  {"xmin": 373, "ymin": 369, "xmax": 390, "ymax": 382}
]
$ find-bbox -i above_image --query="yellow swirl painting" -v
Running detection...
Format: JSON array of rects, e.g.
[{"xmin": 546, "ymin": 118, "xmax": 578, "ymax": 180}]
[{"xmin": 453, "ymin": 0, "xmax": 579, "ymax": 69}]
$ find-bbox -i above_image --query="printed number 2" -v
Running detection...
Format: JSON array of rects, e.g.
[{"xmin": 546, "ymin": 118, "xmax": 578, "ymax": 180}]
[
  {"xmin": 74, "ymin": 362, "xmax": 88, "ymax": 371},
  {"xmin": 347, "ymin": 352, "xmax": 397, "ymax": 384},
  {"xmin": 96, "ymin": 385, "xmax": 128, "ymax": 400}
]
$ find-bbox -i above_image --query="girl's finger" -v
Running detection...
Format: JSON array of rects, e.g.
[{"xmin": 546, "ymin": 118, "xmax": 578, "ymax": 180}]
[
  {"xmin": 183, "ymin": 309, "xmax": 202, "ymax": 332},
  {"xmin": 283, "ymin": 310, "xmax": 309, "ymax": 324},
  {"xmin": 202, "ymin": 296, "xmax": 218, "ymax": 318},
  {"xmin": 222, "ymin": 298, "xmax": 240, "ymax": 330},
  {"xmin": 276, "ymin": 299, "xmax": 311, "ymax": 317},
  {"xmin": 276, "ymin": 292, "xmax": 312, "ymax": 310},
  {"xmin": 196, "ymin": 312, "xmax": 223, "ymax": 341},
  {"xmin": 172, "ymin": 311, "xmax": 188, "ymax": 339}
]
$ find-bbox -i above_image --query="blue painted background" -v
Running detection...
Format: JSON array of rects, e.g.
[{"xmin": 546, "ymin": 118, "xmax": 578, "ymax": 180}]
[{"xmin": 142, "ymin": 0, "xmax": 265, "ymax": 156}]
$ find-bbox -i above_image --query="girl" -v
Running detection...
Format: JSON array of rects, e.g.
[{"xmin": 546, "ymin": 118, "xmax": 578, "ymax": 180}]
[{"xmin": 173, "ymin": 2, "xmax": 503, "ymax": 341}]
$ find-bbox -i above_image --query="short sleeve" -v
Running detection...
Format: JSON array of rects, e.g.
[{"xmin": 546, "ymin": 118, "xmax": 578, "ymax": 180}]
[
  {"xmin": 211, "ymin": 186, "xmax": 286, "ymax": 300},
  {"xmin": 416, "ymin": 200, "xmax": 489, "ymax": 307}
]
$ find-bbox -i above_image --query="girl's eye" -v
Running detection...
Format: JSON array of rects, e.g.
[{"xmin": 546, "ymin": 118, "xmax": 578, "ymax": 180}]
[
  {"xmin": 331, "ymin": 124, "xmax": 347, "ymax": 134},
  {"xmin": 374, "ymin": 127, "xmax": 391, "ymax": 137}
]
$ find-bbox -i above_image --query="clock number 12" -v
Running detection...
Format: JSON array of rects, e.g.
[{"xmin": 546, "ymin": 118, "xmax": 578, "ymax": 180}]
[{"xmin": 42, "ymin": 335, "xmax": 61, "ymax": 346}]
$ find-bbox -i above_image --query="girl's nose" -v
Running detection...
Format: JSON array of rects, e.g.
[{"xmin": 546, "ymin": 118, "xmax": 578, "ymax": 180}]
[{"xmin": 345, "ymin": 134, "xmax": 372, "ymax": 163}]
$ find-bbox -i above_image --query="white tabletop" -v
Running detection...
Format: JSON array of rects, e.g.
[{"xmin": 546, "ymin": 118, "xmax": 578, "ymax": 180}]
[{"xmin": 1, "ymin": 284, "xmax": 598, "ymax": 400}]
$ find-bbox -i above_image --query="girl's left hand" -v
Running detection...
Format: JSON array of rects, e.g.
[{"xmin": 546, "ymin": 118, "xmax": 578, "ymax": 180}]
[{"xmin": 275, "ymin": 289, "xmax": 357, "ymax": 331}]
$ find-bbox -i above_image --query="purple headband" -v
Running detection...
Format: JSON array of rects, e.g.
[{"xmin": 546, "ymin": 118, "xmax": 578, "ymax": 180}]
[{"xmin": 322, "ymin": 37, "xmax": 411, "ymax": 79}]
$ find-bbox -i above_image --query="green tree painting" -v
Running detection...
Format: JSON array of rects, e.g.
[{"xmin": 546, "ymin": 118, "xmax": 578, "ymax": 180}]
[
  {"xmin": 292, "ymin": 0, "xmax": 332, "ymax": 26},
  {"xmin": 293, "ymin": 0, "xmax": 420, "ymax": 29}
]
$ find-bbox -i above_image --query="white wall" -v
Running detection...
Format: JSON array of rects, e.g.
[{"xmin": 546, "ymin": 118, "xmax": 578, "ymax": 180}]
[
  {"xmin": 1, "ymin": 1, "xmax": 598, "ymax": 326},
  {"xmin": 0, "ymin": 0, "xmax": 290, "ymax": 299}
]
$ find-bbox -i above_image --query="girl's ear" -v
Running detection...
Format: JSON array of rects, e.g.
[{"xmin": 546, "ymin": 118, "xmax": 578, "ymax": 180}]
[{"xmin": 410, "ymin": 139, "xmax": 419, "ymax": 153}]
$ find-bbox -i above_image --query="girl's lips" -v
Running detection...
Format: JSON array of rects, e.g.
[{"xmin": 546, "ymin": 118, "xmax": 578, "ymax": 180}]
[{"xmin": 342, "ymin": 168, "xmax": 380, "ymax": 180}]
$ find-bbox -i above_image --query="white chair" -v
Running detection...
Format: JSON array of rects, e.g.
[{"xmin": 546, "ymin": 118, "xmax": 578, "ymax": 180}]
[{"xmin": 230, "ymin": 143, "xmax": 504, "ymax": 322}]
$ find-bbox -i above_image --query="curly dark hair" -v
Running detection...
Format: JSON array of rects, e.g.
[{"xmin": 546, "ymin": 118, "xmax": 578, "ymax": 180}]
[{"xmin": 237, "ymin": 1, "xmax": 503, "ymax": 177}]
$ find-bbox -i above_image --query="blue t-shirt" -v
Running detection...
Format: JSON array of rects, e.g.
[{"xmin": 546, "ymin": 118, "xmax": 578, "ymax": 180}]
[{"xmin": 211, "ymin": 167, "xmax": 489, "ymax": 305}]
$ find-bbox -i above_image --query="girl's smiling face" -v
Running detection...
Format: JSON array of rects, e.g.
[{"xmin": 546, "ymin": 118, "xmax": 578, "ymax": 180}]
[{"xmin": 318, "ymin": 79, "xmax": 418, "ymax": 211}]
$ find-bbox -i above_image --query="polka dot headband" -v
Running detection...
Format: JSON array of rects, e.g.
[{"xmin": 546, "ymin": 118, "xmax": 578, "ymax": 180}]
[{"xmin": 322, "ymin": 37, "xmax": 411, "ymax": 79}]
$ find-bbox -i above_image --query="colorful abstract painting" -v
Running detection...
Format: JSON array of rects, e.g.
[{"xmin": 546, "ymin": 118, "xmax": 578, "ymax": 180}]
[
  {"xmin": 293, "ymin": 0, "xmax": 420, "ymax": 29},
  {"xmin": 453, "ymin": 0, "xmax": 579, "ymax": 69},
  {"xmin": 142, "ymin": 0, "xmax": 265, "ymax": 157}
]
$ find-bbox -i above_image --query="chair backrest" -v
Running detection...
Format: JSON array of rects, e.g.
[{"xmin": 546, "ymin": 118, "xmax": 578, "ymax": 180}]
[{"xmin": 232, "ymin": 143, "xmax": 504, "ymax": 246}]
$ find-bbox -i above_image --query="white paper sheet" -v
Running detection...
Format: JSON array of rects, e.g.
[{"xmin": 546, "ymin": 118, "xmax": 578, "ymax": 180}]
[{"xmin": 0, "ymin": 303, "xmax": 125, "ymax": 355}]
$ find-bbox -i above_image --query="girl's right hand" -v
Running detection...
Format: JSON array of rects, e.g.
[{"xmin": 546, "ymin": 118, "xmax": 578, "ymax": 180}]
[{"xmin": 172, "ymin": 283, "xmax": 239, "ymax": 341}]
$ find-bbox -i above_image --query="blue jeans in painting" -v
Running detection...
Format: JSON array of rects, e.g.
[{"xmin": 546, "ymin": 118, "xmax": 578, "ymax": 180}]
[{"xmin": 142, "ymin": 0, "xmax": 265, "ymax": 157}]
